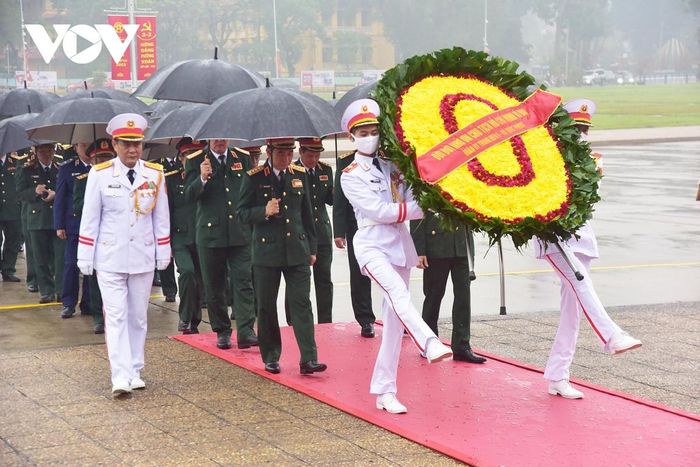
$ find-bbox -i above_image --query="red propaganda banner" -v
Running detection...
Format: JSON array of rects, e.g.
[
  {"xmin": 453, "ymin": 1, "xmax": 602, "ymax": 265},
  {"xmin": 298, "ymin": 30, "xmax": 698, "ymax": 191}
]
[
  {"xmin": 135, "ymin": 16, "xmax": 157, "ymax": 81},
  {"xmin": 416, "ymin": 89, "xmax": 562, "ymax": 184},
  {"xmin": 108, "ymin": 15, "xmax": 131, "ymax": 81}
]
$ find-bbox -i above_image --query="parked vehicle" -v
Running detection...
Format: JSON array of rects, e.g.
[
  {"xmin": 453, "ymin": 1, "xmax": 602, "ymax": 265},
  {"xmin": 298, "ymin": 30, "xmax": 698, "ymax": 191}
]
[
  {"xmin": 615, "ymin": 71, "xmax": 636, "ymax": 85},
  {"xmin": 582, "ymin": 69, "xmax": 616, "ymax": 85},
  {"xmin": 66, "ymin": 74, "xmax": 115, "ymax": 92}
]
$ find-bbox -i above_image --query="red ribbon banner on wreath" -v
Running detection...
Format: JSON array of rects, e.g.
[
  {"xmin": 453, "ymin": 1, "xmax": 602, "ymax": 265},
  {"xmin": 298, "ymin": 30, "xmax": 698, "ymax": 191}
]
[{"xmin": 416, "ymin": 89, "xmax": 562, "ymax": 184}]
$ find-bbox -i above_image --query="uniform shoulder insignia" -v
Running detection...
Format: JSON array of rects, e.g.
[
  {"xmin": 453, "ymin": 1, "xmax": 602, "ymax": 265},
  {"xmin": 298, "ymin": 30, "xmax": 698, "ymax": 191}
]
[
  {"xmin": 12, "ymin": 154, "xmax": 28, "ymax": 161},
  {"xmin": 144, "ymin": 161, "xmax": 163, "ymax": 171},
  {"xmin": 54, "ymin": 155, "xmax": 63, "ymax": 160},
  {"xmin": 185, "ymin": 149, "xmax": 204, "ymax": 160},
  {"xmin": 290, "ymin": 165, "xmax": 306, "ymax": 174},
  {"xmin": 339, "ymin": 151, "xmax": 355, "ymax": 160},
  {"xmin": 246, "ymin": 165, "xmax": 265, "ymax": 176},
  {"xmin": 318, "ymin": 160, "xmax": 331, "ymax": 168},
  {"xmin": 94, "ymin": 160, "xmax": 114, "ymax": 171},
  {"xmin": 76, "ymin": 173, "xmax": 89, "ymax": 180},
  {"xmin": 164, "ymin": 169, "xmax": 180, "ymax": 177},
  {"xmin": 343, "ymin": 161, "xmax": 358, "ymax": 173}
]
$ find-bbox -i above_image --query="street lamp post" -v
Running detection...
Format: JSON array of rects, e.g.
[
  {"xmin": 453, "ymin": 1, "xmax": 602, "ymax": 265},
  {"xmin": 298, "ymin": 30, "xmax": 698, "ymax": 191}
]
[
  {"xmin": 272, "ymin": 0, "xmax": 280, "ymax": 78},
  {"xmin": 482, "ymin": 0, "xmax": 489, "ymax": 53}
]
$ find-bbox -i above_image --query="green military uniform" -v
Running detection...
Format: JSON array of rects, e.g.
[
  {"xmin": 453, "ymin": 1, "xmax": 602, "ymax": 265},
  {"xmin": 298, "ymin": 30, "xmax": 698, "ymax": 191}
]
[
  {"xmin": 14, "ymin": 153, "xmax": 38, "ymax": 290},
  {"xmin": 287, "ymin": 158, "xmax": 333, "ymax": 323},
  {"xmin": 333, "ymin": 150, "xmax": 375, "ymax": 326},
  {"xmin": 237, "ymin": 162, "xmax": 319, "ymax": 365},
  {"xmin": 184, "ymin": 147, "xmax": 256, "ymax": 343},
  {"xmin": 73, "ymin": 170, "xmax": 104, "ymax": 330},
  {"xmin": 156, "ymin": 156, "xmax": 179, "ymax": 300},
  {"xmin": 165, "ymin": 155, "xmax": 203, "ymax": 331},
  {"xmin": 0, "ymin": 154, "xmax": 22, "ymax": 280},
  {"xmin": 410, "ymin": 212, "xmax": 477, "ymax": 355},
  {"xmin": 16, "ymin": 156, "xmax": 65, "ymax": 301}
]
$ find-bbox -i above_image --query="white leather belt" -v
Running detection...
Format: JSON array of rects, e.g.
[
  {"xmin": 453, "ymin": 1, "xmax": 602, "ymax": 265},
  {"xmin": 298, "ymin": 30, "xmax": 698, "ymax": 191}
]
[{"xmin": 358, "ymin": 218, "xmax": 389, "ymax": 228}]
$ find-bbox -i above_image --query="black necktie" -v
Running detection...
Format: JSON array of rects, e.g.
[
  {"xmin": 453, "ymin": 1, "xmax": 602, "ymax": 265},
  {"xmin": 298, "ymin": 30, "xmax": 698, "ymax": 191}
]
[
  {"xmin": 219, "ymin": 155, "xmax": 226, "ymax": 166},
  {"xmin": 372, "ymin": 158, "xmax": 381, "ymax": 171},
  {"xmin": 44, "ymin": 166, "xmax": 50, "ymax": 175},
  {"xmin": 127, "ymin": 169, "xmax": 135, "ymax": 185},
  {"xmin": 278, "ymin": 170, "xmax": 284, "ymax": 184},
  {"xmin": 309, "ymin": 168, "xmax": 315, "ymax": 178}
]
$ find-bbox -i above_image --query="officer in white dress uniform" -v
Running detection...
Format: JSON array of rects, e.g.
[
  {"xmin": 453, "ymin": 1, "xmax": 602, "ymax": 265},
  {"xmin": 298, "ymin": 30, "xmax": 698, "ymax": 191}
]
[
  {"xmin": 534, "ymin": 99, "xmax": 641, "ymax": 400},
  {"xmin": 340, "ymin": 99, "xmax": 453, "ymax": 414},
  {"xmin": 77, "ymin": 113, "xmax": 171, "ymax": 398}
]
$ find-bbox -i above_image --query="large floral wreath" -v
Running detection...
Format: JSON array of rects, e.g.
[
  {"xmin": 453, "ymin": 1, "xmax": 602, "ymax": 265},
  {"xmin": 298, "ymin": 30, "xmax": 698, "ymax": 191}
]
[{"xmin": 374, "ymin": 47, "xmax": 600, "ymax": 248}]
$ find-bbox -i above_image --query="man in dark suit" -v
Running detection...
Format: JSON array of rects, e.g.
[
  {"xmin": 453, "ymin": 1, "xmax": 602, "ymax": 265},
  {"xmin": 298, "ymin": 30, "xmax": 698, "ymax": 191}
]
[
  {"xmin": 156, "ymin": 152, "xmax": 180, "ymax": 302},
  {"xmin": 54, "ymin": 142, "xmax": 92, "ymax": 318},
  {"xmin": 411, "ymin": 212, "xmax": 486, "ymax": 363},
  {"xmin": 237, "ymin": 138, "xmax": 326, "ymax": 375}
]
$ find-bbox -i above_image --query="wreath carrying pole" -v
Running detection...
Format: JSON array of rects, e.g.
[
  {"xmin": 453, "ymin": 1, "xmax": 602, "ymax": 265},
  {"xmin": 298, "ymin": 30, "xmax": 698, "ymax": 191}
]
[
  {"xmin": 497, "ymin": 240, "xmax": 507, "ymax": 315},
  {"xmin": 554, "ymin": 242, "xmax": 585, "ymax": 281}
]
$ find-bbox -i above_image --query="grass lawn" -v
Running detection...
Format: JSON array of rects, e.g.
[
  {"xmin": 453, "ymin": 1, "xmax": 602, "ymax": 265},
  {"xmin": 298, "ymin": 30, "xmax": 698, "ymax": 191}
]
[{"xmin": 549, "ymin": 83, "xmax": 700, "ymax": 129}]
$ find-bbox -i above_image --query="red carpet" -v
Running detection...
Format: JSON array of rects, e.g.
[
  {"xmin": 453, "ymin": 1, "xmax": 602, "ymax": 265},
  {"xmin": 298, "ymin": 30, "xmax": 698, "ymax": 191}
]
[{"xmin": 171, "ymin": 323, "xmax": 699, "ymax": 466}]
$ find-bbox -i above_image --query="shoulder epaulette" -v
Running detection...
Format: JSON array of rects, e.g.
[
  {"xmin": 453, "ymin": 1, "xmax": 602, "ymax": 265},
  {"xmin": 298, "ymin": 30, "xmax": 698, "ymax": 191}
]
[
  {"xmin": 144, "ymin": 161, "xmax": 163, "ymax": 171},
  {"xmin": 164, "ymin": 169, "xmax": 180, "ymax": 177},
  {"xmin": 54, "ymin": 155, "xmax": 63, "ymax": 160},
  {"xmin": 290, "ymin": 165, "xmax": 306, "ymax": 174},
  {"xmin": 11, "ymin": 154, "xmax": 27, "ymax": 161},
  {"xmin": 247, "ymin": 165, "xmax": 265, "ymax": 176},
  {"xmin": 94, "ymin": 160, "xmax": 113, "ymax": 171},
  {"xmin": 76, "ymin": 173, "xmax": 88, "ymax": 180},
  {"xmin": 339, "ymin": 151, "xmax": 355, "ymax": 160},
  {"xmin": 318, "ymin": 160, "xmax": 332, "ymax": 168},
  {"xmin": 343, "ymin": 161, "xmax": 358, "ymax": 173},
  {"xmin": 185, "ymin": 149, "xmax": 204, "ymax": 160}
]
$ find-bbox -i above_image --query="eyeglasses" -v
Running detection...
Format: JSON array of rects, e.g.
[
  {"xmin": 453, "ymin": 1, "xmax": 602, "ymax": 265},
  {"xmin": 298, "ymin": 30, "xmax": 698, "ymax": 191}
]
[{"xmin": 115, "ymin": 140, "xmax": 143, "ymax": 148}]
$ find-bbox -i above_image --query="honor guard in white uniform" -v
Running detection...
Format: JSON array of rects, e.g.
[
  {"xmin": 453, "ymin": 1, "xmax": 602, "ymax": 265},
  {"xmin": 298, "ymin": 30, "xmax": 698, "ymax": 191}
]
[
  {"xmin": 340, "ymin": 99, "xmax": 453, "ymax": 414},
  {"xmin": 77, "ymin": 113, "xmax": 171, "ymax": 398},
  {"xmin": 534, "ymin": 99, "xmax": 641, "ymax": 400}
]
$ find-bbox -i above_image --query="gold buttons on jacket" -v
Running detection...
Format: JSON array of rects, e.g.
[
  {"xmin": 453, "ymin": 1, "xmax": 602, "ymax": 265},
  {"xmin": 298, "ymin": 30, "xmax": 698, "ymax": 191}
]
[
  {"xmin": 286, "ymin": 232, "xmax": 291, "ymax": 237},
  {"xmin": 431, "ymin": 230, "xmax": 436, "ymax": 235},
  {"xmin": 229, "ymin": 214, "xmax": 233, "ymax": 219},
  {"xmin": 227, "ymin": 201, "xmax": 232, "ymax": 205},
  {"xmin": 261, "ymin": 238, "xmax": 266, "ymax": 243},
  {"xmin": 285, "ymin": 219, "xmax": 290, "ymax": 224},
  {"xmin": 226, "ymin": 187, "xmax": 230, "ymax": 192},
  {"xmin": 207, "ymin": 222, "xmax": 212, "ymax": 227}
]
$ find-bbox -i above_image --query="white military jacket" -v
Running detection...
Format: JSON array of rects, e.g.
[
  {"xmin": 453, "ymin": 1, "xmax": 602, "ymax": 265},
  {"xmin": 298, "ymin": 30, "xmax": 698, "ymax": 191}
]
[
  {"xmin": 340, "ymin": 153, "xmax": 423, "ymax": 269},
  {"xmin": 533, "ymin": 220, "xmax": 599, "ymax": 259},
  {"xmin": 77, "ymin": 158, "xmax": 171, "ymax": 274}
]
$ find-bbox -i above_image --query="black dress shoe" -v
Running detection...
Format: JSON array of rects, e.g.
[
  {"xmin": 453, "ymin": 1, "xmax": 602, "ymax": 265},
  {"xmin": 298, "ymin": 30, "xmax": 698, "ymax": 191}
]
[
  {"xmin": 453, "ymin": 349, "xmax": 487, "ymax": 364},
  {"xmin": 216, "ymin": 333, "xmax": 232, "ymax": 349},
  {"xmin": 165, "ymin": 295, "xmax": 176, "ymax": 303},
  {"xmin": 79, "ymin": 306, "xmax": 91, "ymax": 316},
  {"xmin": 27, "ymin": 284, "xmax": 39, "ymax": 293},
  {"xmin": 190, "ymin": 326, "xmax": 199, "ymax": 334},
  {"xmin": 39, "ymin": 295, "xmax": 54, "ymax": 304},
  {"xmin": 94, "ymin": 323, "xmax": 105, "ymax": 334},
  {"xmin": 264, "ymin": 362, "xmax": 281, "ymax": 374},
  {"xmin": 237, "ymin": 334, "xmax": 259, "ymax": 349},
  {"xmin": 177, "ymin": 320, "xmax": 191, "ymax": 333},
  {"xmin": 360, "ymin": 322, "xmax": 375, "ymax": 338},
  {"xmin": 300, "ymin": 360, "xmax": 327, "ymax": 375},
  {"xmin": 2, "ymin": 274, "xmax": 20, "ymax": 282},
  {"xmin": 60, "ymin": 306, "xmax": 75, "ymax": 319},
  {"xmin": 200, "ymin": 301, "xmax": 207, "ymax": 309}
]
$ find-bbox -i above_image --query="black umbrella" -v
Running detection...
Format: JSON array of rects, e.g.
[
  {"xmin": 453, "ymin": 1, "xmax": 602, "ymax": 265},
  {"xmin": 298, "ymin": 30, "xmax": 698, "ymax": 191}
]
[
  {"xmin": 62, "ymin": 88, "xmax": 148, "ymax": 110},
  {"xmin": 132, "ymin": 48, "xmax": 267, "ymax": 104},
  {"xmin": 190, "ymin": 86, "xmax": 341, "ymax": 143},
  {"xmin": 334, "ymin": 80, "xmax": 378, "ymax": 118},
  {"xmin": 0, "ymin": 113, "xmax": 51, "ymax": 153},
  {"xmin": 144, "ymin": 99, "xmax": 188, "ymax": 119},
  {"xmin": 144, "ymin": 103, "xmax": 208, "ymax": 144},
  {"xmin": 26, "ymin": 97, "xmax": 147, "ymax": 144},
  {"xmin": 0, "ymin": 82, "xmax": 60, "ymax": 119}
]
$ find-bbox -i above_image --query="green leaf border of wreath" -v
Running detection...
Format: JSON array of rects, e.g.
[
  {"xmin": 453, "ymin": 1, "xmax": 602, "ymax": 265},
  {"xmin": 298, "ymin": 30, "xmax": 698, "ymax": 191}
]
[{"xmin": 373, "ymin": 47, "xmax": 601, "ymax": 249}]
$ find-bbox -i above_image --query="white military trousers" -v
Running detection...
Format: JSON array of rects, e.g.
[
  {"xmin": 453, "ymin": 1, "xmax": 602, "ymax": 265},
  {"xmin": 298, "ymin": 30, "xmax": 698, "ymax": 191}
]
[
  {"xmin": 363, "ymin": 258, "xmax": 438, "ymax": 395},
  {"xmin": 97, "ymin": 270, "xmax": 154, "ymax": 387},
  {"xmin": 543, "ymin": 252, "xmax": 622, "ymax": 382}
]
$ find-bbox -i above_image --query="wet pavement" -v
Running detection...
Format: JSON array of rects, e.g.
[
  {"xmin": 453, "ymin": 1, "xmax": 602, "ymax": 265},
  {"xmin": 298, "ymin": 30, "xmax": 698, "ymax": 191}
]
[{"xmin": 1, "ymin": 137, "xmax": 698, "ymax": 465}]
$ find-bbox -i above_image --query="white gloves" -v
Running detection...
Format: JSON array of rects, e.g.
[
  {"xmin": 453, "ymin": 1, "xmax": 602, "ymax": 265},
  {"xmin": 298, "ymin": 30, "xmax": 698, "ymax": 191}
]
[
  {"xmin": 77, "ymin": 260, "xmax": 93, "ymax": 276},
  {"xmin": 156, "ymin": 259, "xmax": 170, "ymax": 271}
]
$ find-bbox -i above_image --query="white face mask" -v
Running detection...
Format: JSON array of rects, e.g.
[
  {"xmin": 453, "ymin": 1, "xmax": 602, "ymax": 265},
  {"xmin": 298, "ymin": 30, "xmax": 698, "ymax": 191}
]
[{"xmin": 354, "ymin": 134, "xmax": 379, "ymax": 155}]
